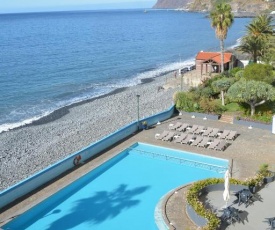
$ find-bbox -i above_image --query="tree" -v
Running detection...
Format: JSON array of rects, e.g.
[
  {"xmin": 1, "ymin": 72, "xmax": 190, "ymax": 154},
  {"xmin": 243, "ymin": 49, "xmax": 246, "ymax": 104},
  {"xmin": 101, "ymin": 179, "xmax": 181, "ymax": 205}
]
[
  {"xmin": 243, "ymin": 63, "xmax": 275, "ymax": 84},
  {"xmin": 237, "ymin": 36, "xmax": 265, "ymax": 63},
  {"xmin": 227, "ymin": 79, "xmax": 275, "ymax": 116},
  {"xmin": 246, "ymin": 14, "xmax": 273, "ymax": 41},
  {"xmin": 237, "ymin": 15, "xmax": 274, "ymax": 63},
  {"xmin": 210, "ymin": 2, "xmax": 234, "ymax": 72},
  {"xmin": 212, "ymin": 77, "xmax": 234, "ymax": 106}
]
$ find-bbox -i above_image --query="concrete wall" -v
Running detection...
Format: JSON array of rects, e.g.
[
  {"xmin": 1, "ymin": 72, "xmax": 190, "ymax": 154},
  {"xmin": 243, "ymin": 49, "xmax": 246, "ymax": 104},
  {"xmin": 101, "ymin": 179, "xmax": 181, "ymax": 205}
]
[
  {"xmin": 0, "ymin": 105, "xmax": 175, "ymax": 209},
  {"xmin": 233, "ymin": 118, "xmax": 272, "ymax": 131}
]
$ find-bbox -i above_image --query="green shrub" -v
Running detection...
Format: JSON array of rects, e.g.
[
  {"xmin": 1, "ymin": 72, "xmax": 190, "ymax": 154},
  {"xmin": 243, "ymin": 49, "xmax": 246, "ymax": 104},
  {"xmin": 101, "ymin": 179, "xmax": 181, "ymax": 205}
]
[
  {"xmin": 175, "ymin": 92, "xmax": 196, "ymax": 112},
  {"xmin": 229, "ymin": 67, "xmax": 242, "ymax": 77},
  {"xmin": 243, "ymin": 63, "xmax": 275, "ymax": 84},
  {"xmin": 199, "ymin": 98, "xmax": 225, "ymax": 115},
  {"xmin": 235, "ymin": 70, "xmax": 244, "ymax": 80},
  {"xmin": 258, "ymin": 163, "xmax": 270, "ymax": 177}
]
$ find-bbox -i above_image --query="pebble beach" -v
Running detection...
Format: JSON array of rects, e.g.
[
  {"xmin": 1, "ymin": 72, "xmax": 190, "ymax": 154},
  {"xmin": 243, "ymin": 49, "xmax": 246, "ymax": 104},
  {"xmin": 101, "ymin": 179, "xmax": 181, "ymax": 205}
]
[{"xmin": 0, "ymin": 73, "xmax": 187, "ymax": 191}]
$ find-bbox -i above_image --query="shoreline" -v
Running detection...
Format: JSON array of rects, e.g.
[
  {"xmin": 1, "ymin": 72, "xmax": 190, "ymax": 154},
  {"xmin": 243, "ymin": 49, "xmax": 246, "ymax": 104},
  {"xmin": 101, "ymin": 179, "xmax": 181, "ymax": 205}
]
[
  {"xmin": 29, "ymin": 78, "xmax": 155, "ymax": 127},
  {"xmin": 0, "ymin": 72, "xmax": 186, "ymax": 191},
  {"xmin": 0, "ymin": 78, "xmax": 156, "ymax": 133}
]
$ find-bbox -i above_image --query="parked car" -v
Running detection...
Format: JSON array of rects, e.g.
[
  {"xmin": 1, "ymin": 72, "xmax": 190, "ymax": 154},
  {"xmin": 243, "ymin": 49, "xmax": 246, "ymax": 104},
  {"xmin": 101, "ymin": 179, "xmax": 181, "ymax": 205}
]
[
  {"xmin": 179, "ymin": 65, "xmax": 196, "ymax": 74},
  {"xmin": 180, "ymin": 67, "xmax": 188, "ymax": 74},
  {"xmin": 188, "ymin": 65, "xmax": 196, "ymax": 71}
]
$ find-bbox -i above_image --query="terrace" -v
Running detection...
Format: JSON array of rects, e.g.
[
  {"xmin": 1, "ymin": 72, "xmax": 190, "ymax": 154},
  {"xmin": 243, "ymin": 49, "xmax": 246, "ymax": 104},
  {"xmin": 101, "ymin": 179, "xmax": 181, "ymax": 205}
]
[{"xmin": 1, "ymin": 113, "xmax": 275, "ymax": 229}]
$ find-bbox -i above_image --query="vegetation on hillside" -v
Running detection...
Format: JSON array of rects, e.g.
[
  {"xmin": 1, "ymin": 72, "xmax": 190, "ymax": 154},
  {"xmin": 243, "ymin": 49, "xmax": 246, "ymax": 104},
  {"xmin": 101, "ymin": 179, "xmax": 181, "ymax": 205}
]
[{"xmin": 174, "ymin": 11, "xmax": 275, "ymax": 122}]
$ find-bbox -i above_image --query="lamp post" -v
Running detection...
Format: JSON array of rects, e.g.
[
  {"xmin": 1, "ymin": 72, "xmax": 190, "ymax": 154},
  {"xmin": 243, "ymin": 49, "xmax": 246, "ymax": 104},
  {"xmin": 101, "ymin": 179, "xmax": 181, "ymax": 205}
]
[
  {"xmin": 136, "ymin": 94, "xmax": 140, "ymax": 129},
  {"xmin": 180, "ymin": 73, "xmax": 183, "ymax": 91}
]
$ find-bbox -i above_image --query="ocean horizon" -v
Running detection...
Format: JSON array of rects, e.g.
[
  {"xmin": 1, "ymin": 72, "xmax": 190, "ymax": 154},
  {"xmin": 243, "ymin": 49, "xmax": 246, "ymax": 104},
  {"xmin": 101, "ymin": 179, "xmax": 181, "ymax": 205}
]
[{"xmin": 0, "ymin": 9, "xmax": 251, "ymax": 133}]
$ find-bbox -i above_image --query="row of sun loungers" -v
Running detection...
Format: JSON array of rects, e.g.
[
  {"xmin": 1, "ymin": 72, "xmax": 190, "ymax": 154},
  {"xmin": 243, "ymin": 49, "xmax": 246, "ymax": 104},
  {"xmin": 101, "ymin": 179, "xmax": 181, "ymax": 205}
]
[
  {"xmin": 156, "ymin": 130, "xmax": 230, "ymax": 151},
  {"xmin": 169, "ymin": 122, "xmax": 238, "ymax": 140}
]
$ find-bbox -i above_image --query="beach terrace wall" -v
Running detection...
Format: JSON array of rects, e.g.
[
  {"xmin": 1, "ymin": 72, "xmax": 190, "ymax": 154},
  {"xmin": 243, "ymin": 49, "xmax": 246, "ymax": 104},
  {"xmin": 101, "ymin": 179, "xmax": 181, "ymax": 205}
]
[{"xmin": 0, "ymin": 106, "xmax": 175, "ymax": 209}]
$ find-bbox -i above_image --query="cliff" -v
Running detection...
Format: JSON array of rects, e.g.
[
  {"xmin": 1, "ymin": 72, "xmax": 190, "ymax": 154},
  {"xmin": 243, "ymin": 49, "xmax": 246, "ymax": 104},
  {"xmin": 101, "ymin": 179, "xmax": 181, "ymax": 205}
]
[{"xmin": 153, "ymin": 0, "xmax": 275, "ymax": 15}]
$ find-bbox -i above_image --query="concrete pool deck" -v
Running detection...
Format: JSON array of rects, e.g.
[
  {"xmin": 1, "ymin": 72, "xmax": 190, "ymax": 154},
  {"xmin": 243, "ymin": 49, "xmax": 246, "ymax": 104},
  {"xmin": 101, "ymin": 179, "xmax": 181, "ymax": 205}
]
[{"xmin": 1, "ymin": 114, "xmax": 275, "ymax": 229}]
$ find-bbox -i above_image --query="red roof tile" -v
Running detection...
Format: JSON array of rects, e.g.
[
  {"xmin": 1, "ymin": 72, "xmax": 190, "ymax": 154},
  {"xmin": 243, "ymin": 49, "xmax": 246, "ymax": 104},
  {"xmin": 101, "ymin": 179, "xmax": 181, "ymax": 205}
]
[{"xmin": 196, "ymin": 52, "xmax": 232, "ymax": 64}]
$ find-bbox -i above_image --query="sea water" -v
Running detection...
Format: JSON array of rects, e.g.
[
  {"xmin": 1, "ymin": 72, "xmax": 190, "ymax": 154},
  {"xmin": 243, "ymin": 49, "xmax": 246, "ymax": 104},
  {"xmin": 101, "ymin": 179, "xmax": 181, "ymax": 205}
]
[{"xmin": 0, "ymin": 10, "xmax": 250, "ymax": 132}]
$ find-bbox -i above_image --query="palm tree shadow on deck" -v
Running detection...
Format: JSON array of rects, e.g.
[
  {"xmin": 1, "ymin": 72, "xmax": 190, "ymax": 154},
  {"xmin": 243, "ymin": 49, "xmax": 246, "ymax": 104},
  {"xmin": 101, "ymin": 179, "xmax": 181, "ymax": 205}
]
[{"xmin": 45, "ymin": 184, "xmax": 150, "ymax": 230}]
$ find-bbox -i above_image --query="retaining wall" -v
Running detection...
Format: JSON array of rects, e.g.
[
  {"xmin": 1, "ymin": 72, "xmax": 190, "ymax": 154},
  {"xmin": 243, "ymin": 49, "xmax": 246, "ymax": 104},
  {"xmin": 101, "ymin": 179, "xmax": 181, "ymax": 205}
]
[
  {"xmin": 180, "ymin": 111, "xmax": 220, "ymax": 120},
  {"xmin": 233, "ymin": 118, "xmax": 272, "ymax": 131},
  {"xmin": 0, "ymin": 105, "xmax": 175, "ymax": 209}
]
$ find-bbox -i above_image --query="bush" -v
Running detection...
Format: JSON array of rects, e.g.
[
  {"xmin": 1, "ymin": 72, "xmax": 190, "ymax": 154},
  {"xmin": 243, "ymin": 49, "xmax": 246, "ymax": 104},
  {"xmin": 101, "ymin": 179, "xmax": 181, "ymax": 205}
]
[
  {"xmin": 229, "ymin": 67, "xmax": 242, "ymax": 77},
  {"xmin": 199, "ymin": 98, "xmax": 225, "ymax": 115},
  {"xmin": 243, "ymin": 63, "xmax": 275, "ymax": 84},
  {"xmin": 258, "ymin": 163, "xmax": 270, "ymax": 177},
  {"xmin": 175, "ymin": 92, "xmax": 196, "ymax": 112},
  {"xmin": 234, "ymin": 70, "xmax": 244, "ymax": 80}
]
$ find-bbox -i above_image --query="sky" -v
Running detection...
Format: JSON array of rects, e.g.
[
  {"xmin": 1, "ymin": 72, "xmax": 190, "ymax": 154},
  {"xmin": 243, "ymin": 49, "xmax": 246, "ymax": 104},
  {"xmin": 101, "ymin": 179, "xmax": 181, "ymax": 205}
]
[{"xmin": 0, "ymin": 0, "xmax": 156, "ymax": 13}]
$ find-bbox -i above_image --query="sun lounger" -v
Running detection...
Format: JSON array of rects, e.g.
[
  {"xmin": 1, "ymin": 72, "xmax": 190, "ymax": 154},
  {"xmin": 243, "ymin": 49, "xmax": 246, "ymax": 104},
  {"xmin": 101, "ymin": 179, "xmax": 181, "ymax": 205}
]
[
  {"xmin": 209, "ymin": 128, "xmax": 219, "ymax": 137},
  {"xmin": 194, "ymin": 126, "xmax": 205, "ymax": 135},
  {"xmin": 197, "ymin": 137, "xmax": 210, "ymax": 148},
  {"xmin": 155, "ymin": 130, "xmax": 169, "ymax": 140},
  {"xmin": 169, "ymin": 122, "xmax": 182, "ymax": 130},
  {"xmin": 219, "ymin": 130, "xmax": 230, "ymax": 139},
  {"xmin": 174, "ymin": 133, "xmax": 188, "ymax": 143},
  {"xmin": 187, "ymin": 125, "xmax": 199, "ymax": 134},
  {"xmin": 181, "ymin": 134, "xmax": 194, "ymax": 144},
  {"xmin": 226, "ymin": 131, "xmax": 238, "ymax": 140},
  {"xmin": 215, "ymin": 140, "xmax": 229, "ymax": 151},
  {"xmin": 177, "ymin": 123, "xmax": 189, "ymax": 132},
  {"xmin": 191, "ymin": 136, "xmax": 203, "ymax": 146},
  {"xmin": 208, "ymin": 139, "xmax": 220, "ymax": 149},
  {"xmin": 202, "ymin": 127, "xmax": 213, "ymax": 136},
  {"xmin": 162, "ymin": 131, "xmax": 175, "ymax": 141}
]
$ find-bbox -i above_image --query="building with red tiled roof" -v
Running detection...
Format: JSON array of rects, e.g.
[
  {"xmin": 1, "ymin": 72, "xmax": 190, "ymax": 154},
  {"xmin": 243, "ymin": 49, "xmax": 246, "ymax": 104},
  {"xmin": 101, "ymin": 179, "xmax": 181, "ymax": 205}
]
[{"xmin": 195, "ymin": 51, "xmax": 236, "ymax": 75}]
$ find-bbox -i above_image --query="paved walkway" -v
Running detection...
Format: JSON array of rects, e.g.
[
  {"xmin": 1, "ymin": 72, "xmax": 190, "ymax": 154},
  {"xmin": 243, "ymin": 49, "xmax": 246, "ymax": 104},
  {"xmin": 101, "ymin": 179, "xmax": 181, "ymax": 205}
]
[
  {"xmin": 1, "ymin": 114, "xmax": 275, "ymax": 229},
  {"xmin": 202, "ymin": 181, "xmax": 275, "ymax": 230}
]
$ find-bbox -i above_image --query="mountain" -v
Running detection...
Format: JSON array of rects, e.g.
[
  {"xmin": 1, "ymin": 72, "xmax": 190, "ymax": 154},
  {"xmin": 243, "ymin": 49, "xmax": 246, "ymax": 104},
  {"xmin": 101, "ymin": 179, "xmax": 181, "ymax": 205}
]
[
  {"xmin": 153, "ymin": 0, "xmax": 275, "ymax": 15},
  {"xmin": 152, "ymin": 0, "xmax": 191, "ymax": 9}
]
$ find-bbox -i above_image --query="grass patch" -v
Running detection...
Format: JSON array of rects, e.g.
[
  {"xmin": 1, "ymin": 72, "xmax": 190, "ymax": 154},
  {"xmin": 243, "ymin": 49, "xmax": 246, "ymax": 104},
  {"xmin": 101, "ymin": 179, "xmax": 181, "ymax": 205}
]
[{"xmin": 225, "ymin": 103, "xmax": 241, "ymax": 112}]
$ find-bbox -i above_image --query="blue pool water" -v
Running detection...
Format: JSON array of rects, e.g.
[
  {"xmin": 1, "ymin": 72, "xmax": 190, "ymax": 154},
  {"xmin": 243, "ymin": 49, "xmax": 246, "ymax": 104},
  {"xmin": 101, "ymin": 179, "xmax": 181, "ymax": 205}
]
[{"xmin": 3, "ymin": 143, "xmax": 228, "ymax": 230}]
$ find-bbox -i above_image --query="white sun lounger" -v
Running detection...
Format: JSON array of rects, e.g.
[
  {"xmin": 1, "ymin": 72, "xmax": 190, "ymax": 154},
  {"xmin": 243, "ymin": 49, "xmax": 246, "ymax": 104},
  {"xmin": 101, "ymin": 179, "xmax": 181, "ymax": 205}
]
[
  {"xmin": 155, "ymin": 130, "xmax": 169, "ymax": 140},
  {"xmin": 219, "ymin": 130, "xmax": 231, "ymax": 139},
  {"xmin": 188, "ymin": 125, "xmax": 199, "ymax": 134},
  {"xmin": 177, "ymin": 123, "xmax": 189, "ymax": 132},
  {"xmin": 197, "ymin": 137, "xmax": 210, "ymax": 148},
  {"xmin": 194, "ymin": 126, "xmax": 205, "ymax": 135},
  {"xmin": 209, "ymin": 128, "xmax": 219, "ymax": 137},
  {"xmin": 174, "ymin": 133, "xmax": 188, "ymax": 143},
  {"xmin": 191, "ymin": 136, "xmax": 203, "ymax": 146},
  {"xmin": 208, "ymin": 139, "xmax": 220, "ymax": 149},
  {"xmin": 181, "ymin": 134, "xmax": 194, "ymax": 144},
  {"xmin": 215, "ymin": 141, "xmax": 229, "ymax": 151},
  {"xmin": 226, "ymin": 131, "xmax": 238, "ymax": 140},
  {"xmin": 202, "ymin": 127, "xmax": 213, "ymax": 136},
  {"xmin": 169, "ymin": 122, "xmax": 182, "ymax": 130},
  {"xmin": 162, "ymin": 132, "xmax": 175, "ymax": 141}
]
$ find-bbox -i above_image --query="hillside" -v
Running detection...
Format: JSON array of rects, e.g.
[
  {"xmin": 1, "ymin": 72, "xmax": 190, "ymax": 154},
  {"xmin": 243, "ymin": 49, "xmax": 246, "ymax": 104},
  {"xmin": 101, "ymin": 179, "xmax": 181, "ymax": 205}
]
[{"xmin": 153, "ymin": 0, "xmax": 275, "ymax": 15}]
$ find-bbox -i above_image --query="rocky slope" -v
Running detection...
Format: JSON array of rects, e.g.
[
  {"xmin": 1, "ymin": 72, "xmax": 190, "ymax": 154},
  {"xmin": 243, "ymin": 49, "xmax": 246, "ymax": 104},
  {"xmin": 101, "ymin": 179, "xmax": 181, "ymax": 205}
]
[{"xmin": 153, "ymin": 0, "xmax": 275, "ymax": 15}]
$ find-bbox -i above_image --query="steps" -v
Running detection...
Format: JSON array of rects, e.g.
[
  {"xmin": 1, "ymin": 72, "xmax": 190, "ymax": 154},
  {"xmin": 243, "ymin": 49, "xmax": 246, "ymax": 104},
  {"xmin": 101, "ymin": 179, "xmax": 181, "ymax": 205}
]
[{"xmin": 219, "ymin": 114, "xmax": 234, "ymax": 124}]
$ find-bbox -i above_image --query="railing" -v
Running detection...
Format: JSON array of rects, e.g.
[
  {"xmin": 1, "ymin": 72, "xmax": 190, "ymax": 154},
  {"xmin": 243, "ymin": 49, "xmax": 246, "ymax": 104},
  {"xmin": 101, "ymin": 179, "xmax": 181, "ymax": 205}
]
[{"xmin": 128, "ymin": 148, "xmax": 227, "ymax": 174}]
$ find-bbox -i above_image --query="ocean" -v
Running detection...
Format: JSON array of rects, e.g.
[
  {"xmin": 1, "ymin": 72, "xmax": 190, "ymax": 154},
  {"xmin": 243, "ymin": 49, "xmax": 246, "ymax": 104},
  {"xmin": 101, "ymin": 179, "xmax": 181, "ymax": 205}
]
[{"xmin": 0, "ymin": 9, "xmax": 250, "ymax": 133}]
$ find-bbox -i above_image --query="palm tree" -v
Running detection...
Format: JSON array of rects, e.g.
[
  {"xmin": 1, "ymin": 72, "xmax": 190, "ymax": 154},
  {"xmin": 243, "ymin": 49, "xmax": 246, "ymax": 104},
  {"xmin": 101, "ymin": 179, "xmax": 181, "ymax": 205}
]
[
  {"xmin": 246, "ymin": 14, "xmax": 273, "ymax": 41},
  {"xmin": 237, "ymin": 36, "xmax": 265, "ymax": 63},
  {"xmin": 210, "ymin": 2, "xmax": 234, "ymax": 73},
  {"xmin": 237, "ymin": 14, "xmax": 274, "ymax": 63}
]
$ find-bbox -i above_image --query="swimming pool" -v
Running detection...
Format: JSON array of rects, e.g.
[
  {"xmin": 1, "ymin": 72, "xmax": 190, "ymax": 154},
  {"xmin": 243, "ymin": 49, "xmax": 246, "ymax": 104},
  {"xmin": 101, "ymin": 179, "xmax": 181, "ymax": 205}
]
[{"xmin": 3, "ymin": 142, "xmax": 228, "ymax": 230}]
